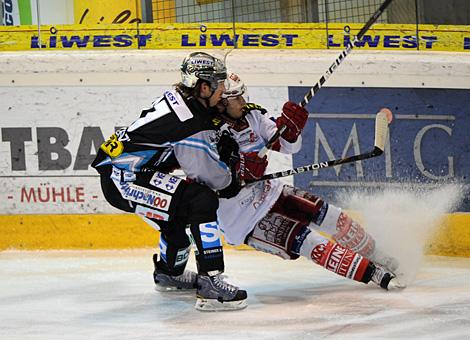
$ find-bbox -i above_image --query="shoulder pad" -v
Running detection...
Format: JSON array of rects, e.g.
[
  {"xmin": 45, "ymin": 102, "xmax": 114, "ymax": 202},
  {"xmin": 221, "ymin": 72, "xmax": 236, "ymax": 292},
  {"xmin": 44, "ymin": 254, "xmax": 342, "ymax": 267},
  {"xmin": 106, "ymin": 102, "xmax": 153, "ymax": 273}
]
[
  {"xmin": 164, "ymin": 90, "xmax": 193, "ymax": 122},
  {"xmin": 242, "ymin": 103, "xmax": 267, "ymax": 115}
]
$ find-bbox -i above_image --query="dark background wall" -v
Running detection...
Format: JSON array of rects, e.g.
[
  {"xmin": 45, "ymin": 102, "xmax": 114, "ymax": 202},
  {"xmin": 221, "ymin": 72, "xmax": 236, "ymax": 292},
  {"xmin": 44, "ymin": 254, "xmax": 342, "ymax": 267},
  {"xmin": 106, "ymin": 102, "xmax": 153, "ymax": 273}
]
[{"xmin": 419, "ymin": 0, "xmax": 470, "ymax": 25}]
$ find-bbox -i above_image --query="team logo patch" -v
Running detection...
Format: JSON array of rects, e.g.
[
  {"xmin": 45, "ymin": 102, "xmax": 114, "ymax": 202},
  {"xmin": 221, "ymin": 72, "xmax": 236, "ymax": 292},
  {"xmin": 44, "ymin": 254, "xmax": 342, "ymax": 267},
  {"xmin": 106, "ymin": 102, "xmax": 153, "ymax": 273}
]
[
  {"xmin": 313, "ymin": 203, "xmax": 329, "ymax": 226},
  {"xmin": 118, "ymin": 182, "xmax": 171, "ymax": 211},
  {"xmin": 111, "ymin": 167, "xmax": 136, "ymax": 183},
  {"xmin": 311, "ymin": 242, "xmax": 328, "ymax": 265},
  {"xmin": 150, "ymin": 172, "xmax": 182, "ymax": 194},
  {"xmin": 135, "ymin": 205, "xmax": 169, "ymax": 221},
  {"xmin": 115, "ymin": 127, "xmax": 130, "ymax": 141},
  {"xmin": 164, "ymin": 90, "xmax": 193, "ymax": 122},
  {"xmin": 312, "ymin": 242, "xmax": 359, "ymax": 279},
  {"xmin": 175, "ymin": 247, "xmax": 190, "ymax": 267},
  {"xmin": 291, "ymin": 226, "xmax": 311, "ymax": 255},
  {"xmin": 199, "ymin": 222, "xmax": 222, "ymax": 249}
]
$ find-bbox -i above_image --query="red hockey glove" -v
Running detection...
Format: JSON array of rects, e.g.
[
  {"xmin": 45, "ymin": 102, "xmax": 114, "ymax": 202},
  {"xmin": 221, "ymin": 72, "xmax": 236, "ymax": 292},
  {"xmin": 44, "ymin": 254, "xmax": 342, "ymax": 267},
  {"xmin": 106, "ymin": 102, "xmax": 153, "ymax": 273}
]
[
  {"xmin": 276, "ymin": 101, "xmax": 309, "ymax": 143},
  {"xmin": 236, "ymin": 152, "xmax": 268, "ymax": 181}
]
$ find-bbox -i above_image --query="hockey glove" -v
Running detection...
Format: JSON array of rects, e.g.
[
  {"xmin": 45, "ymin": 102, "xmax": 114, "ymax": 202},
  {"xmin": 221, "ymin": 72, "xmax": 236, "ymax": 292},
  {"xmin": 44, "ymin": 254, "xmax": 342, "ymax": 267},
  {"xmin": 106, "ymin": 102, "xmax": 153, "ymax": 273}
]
[
  {"xmin": 276, "ymin": 101, "xmax": 309, "ymax": 143},
  {"xmin": 217, "ymin": 130, "xmax": 240, "ymax": 167},
  {"xmin": 236, "ymin": 152, "xmax": 268, "ymax": 181}
]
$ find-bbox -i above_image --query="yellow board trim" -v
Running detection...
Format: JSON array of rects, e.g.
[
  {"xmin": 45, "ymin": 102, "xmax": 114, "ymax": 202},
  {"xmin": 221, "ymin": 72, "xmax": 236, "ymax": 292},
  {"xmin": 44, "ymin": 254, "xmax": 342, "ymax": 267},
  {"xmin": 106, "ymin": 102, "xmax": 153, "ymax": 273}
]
[
  {"xmin": 0, "ymin": 214, "xmax": 252, "ymax": 251},
  {"xmin": 1, "ymin": 23, "xmax": 469, "ymax": 51},
  {"xmin": 1, "ymin": 213, "xmax": 469, "ymax": 255},
  {"xmin": 1, "ymin": 214, "xmax": 469, "ymax": 256},
  {"xmin": 427, "ymin": 213, "xmax": 470, "ymax": 257}
]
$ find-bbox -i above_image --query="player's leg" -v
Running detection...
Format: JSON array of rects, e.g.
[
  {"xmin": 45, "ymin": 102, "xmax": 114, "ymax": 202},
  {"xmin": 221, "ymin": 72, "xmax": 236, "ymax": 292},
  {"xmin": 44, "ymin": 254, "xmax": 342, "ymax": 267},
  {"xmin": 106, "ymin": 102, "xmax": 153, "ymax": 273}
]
[
  {"xmin": 314, "ymin": 204, "xmax": 399, "ymax": 273},
  {"xmin": 298, "ymin": 228, "xmax": 395, "ymax": 289},
  {"xmin": 273, "ymin": 185, "xmax": 399, "ymax": 273},
  {"xmin": 99, "ymin": 167, "xmax": 198, "ymax": 290},
  {"xmin": 146, "ymin": 219, "xmax": 196, "ymax": 291},
  {"xmin": 246, "ymin": 210, "xmax": 395, "ymax": 289},
  {"xmin": 177, "ymin": 182, "xmax": 247, "ymax": 311},
  {"xmin": 106, "ymin": 168, "xmax": 247, "ymax": 310}
]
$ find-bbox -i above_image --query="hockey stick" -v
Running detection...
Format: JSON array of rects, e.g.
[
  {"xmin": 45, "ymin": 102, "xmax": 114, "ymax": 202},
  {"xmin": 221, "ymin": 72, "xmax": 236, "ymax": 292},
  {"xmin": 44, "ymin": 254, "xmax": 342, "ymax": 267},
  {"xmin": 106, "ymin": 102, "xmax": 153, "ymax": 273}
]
[
  {"xmin": 257, "ymin": 0, "xmax": 394, "ymax": 158},
  {"xmin": 246, "ymin": 109, "xmax": 393, "ymax": 183}
]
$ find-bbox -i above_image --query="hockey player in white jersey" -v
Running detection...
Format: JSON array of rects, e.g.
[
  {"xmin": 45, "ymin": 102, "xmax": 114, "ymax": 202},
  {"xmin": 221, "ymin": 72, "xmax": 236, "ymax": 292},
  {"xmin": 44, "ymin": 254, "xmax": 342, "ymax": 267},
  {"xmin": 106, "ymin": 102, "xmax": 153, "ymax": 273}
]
[{"xmin": 214, "ymin": 72, "xmax": 402, "ymax": 290}]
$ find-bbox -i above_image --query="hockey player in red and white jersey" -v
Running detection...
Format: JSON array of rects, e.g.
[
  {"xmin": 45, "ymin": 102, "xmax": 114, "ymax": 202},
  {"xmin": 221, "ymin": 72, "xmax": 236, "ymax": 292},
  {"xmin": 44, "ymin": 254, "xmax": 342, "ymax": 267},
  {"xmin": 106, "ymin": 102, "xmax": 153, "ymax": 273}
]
[{"xmin": 215, "ymin": 72, "xmax": 403, "ymax": 290}]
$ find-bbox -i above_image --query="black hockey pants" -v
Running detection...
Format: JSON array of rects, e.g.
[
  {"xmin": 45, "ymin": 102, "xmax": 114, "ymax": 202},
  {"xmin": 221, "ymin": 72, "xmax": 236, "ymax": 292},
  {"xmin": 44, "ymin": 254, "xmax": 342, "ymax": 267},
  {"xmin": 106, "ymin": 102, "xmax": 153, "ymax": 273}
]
[{"xmin": 97, "ymin": 165, "xmax": 224, "ymax": 276}]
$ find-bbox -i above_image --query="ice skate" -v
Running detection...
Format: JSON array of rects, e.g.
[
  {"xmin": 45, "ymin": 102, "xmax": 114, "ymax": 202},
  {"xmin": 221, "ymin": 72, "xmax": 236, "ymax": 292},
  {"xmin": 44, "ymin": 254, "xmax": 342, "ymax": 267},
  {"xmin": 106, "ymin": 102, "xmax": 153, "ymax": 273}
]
[
  {"xmin": 387, "ymin": 275, "xmax": 407, "ymax": 289},
  {"xmin": 370, "ymin": 263, "xmax": 395, "ymax": 290},
  {"xmin": 195, "ymin": 274, "xmax": 248, "ymax": 311},
  {"xmin": 153, "ymin": 254, "xmax": 197, "ymax": 291}
]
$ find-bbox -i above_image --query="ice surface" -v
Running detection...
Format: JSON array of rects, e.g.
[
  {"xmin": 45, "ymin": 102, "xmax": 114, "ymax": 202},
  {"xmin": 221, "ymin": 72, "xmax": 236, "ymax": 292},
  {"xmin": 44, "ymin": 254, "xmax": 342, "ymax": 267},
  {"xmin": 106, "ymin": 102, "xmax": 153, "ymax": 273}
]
[{"xmin": 1, "ymin": 249, "xmax": 470, "ymax": 339}]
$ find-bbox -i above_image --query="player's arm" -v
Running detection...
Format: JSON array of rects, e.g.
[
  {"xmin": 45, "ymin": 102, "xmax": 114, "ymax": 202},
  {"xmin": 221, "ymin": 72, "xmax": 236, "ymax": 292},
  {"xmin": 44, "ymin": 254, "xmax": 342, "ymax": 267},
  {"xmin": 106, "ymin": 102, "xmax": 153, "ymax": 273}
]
[
  {"xmin": 215, "ymin": 129, "xmax": 267, "ymax": 194},
  {"xmin": 257, "ymin": 102, "xmax": 308, "ymax": 154},
  {"xmin": 173, "ymin": 129, "xmax": 233, "ymax": 191},
  {"xmin": 174, "ymin": 129, "xmax": 267, "ymax": 197}
]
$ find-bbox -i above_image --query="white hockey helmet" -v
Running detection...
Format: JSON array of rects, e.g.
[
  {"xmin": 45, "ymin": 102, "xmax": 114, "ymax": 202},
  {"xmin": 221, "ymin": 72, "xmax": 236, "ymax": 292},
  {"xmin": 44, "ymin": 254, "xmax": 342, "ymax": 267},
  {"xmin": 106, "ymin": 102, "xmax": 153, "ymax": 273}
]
[
  {"xmin": 222, "ymin": 72, "xmax": 249, "ymax": 101},
  {"xmin": 180, "ymin": 52, "xmax": 227, "ymax": 90}
]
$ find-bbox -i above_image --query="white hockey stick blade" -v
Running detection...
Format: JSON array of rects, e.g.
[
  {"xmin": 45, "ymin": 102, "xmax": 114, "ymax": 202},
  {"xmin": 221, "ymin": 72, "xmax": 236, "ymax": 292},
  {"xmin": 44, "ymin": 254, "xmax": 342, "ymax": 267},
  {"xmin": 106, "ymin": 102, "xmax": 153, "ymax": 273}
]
[{"xmin": 374, "ymin": 108, "xmax": 393, "ymax": 152}]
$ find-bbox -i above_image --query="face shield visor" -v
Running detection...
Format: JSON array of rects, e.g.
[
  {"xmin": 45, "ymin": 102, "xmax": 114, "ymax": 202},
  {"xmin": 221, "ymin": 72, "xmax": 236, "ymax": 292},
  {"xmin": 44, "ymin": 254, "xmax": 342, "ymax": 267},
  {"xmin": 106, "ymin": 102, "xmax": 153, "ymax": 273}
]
[{"xmin": 196, "ymin": 57, "xmax": 227, "ymax": 91}]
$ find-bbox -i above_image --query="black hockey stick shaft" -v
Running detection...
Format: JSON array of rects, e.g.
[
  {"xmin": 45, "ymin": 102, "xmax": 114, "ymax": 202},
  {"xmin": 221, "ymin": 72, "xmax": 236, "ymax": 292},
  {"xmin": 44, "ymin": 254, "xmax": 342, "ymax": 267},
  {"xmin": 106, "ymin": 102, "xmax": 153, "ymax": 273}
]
[
  {"xmin": 258, "ymin": 0, "xmax": 393, "ymax": 157},
  {"xmin": 299, "ymin": 0, "xmax": 393, "ymax": 107},
  {"xmin": 246, "ymin": 108, "xmax": 392, "ymax": 183},
  {"xmin": 247, "ymin": 147, "xmax": 382, "ymax": 183}
]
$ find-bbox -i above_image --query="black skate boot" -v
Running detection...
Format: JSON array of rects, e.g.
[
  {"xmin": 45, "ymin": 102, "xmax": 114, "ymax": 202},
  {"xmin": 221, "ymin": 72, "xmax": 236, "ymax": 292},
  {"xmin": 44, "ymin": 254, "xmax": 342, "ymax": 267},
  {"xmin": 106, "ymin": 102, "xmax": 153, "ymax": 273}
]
[
  {"xmin": 369, "ymin": 263, "xmax": 406, "ymax": 290},
  {"xmin": 195, "ymin": 273, "xmax": 247, "ymax": 311},
  {"xmin": 153, "ymin": 254, "xmax": 197, "ymax": 291}
]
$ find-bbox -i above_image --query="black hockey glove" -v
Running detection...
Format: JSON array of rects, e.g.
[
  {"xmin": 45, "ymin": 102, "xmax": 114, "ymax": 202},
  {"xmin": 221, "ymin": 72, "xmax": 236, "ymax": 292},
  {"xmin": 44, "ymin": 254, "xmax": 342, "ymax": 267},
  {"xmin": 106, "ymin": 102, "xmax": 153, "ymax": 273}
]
[
  {"xmin": 217, "ymin": 130, "xmax": 240, "ymax": 167},
  {"xmin": 217, "ymin": 130, "xmax": 242, "ymax": 199}
]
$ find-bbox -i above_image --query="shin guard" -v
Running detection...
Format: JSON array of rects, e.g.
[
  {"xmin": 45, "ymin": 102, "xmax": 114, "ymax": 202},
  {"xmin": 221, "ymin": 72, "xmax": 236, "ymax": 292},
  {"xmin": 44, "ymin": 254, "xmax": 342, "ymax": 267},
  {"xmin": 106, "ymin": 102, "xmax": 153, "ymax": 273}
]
[
  {"xmin": 299, "ymin": 231, "xmax": 371, "ymax": 283},
  {"xmin": 316, "ymin": 206, "xmax": 399, "ymax": 272},
  {"xmin": 333, "ymin": 212, "xmax": 375, "ymax": 257},
  {"xmin": 315, "ymin": 204, "xmax": 375, "ymax": 258},
  {"xmin": 189, "ymin": 221, "xmax": 224, "ymax": 275},
  {"xmin": 157, "ymin": 234, "xmax": 191, "ymax": 276}
]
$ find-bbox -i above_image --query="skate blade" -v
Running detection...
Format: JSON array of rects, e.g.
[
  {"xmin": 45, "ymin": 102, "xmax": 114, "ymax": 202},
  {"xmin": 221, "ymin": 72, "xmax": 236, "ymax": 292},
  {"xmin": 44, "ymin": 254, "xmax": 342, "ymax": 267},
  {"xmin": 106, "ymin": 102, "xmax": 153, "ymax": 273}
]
[
  {"xmin": 195, "ymin": 297, "xmax": 247, "ymax": 312},
  {"xmin": 154, "ymin": 285, "xmax": 196, "ymax": 292},
  {"xmin": 388, "ymin": 277, "xmax": 407, "ymax": 290}
]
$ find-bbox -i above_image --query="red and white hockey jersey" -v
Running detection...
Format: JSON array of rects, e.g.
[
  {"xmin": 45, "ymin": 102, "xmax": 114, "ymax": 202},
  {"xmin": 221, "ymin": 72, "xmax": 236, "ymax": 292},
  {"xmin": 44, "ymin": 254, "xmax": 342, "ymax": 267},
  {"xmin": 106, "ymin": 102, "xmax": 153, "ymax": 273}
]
[{"xmin": 217, "ymin": 105, "xmax": 301, "ymax": 245}]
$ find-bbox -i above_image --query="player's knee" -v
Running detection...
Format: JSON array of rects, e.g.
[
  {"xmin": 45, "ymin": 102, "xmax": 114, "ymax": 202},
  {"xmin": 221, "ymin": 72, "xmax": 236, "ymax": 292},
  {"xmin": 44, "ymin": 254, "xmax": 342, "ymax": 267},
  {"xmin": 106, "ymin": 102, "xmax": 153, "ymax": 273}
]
[
  {"xmin": 184, "ymin": 183, "xmax": 219, "ymax": 222},
  {"xmin": 248, "ymin": 215, "xmax": 310, "ymax": 260},
  {"xmin": 312, "ymin": 203, "xmax": 342, "ymax": 235},
  {"xmin": 280, "ymin": 186, "xmax": 330, "ymax": 226},
  {"xmin": 191, "ymin": 185, "xmax": 219, "ymax": 211}
]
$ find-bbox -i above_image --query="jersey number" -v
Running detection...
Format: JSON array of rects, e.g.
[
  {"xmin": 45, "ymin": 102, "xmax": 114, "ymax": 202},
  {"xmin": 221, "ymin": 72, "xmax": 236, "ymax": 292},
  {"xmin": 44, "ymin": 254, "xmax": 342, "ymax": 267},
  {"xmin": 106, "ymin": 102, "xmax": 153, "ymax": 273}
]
[{"xmin": 101, "ymin": 133, "xmax": 124, "ymax": 158}]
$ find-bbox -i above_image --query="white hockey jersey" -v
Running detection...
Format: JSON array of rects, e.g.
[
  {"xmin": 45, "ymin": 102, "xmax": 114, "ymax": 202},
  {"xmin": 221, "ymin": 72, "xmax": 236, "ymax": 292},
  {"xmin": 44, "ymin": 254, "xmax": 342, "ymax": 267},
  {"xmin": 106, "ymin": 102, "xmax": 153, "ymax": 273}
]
[{"xmin": 217, "ymin": 105, "xmax": 301, "ymax": 245}]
